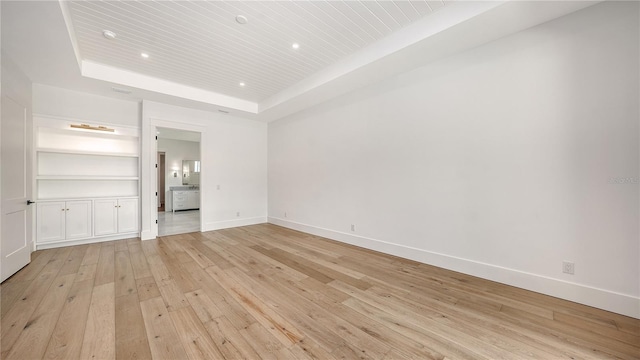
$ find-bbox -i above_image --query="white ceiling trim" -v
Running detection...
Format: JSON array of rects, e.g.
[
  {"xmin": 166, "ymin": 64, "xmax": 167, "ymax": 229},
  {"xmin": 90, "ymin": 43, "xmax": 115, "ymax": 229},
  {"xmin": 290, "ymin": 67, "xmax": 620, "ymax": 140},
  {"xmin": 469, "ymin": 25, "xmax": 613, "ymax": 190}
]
[
  {"xmin": 58, "ymin": 0, "xmax": 82, "ymax": 71},
  {"xmin": 81, "ymin": 60, "xmax": 259, "ymax": 113}
]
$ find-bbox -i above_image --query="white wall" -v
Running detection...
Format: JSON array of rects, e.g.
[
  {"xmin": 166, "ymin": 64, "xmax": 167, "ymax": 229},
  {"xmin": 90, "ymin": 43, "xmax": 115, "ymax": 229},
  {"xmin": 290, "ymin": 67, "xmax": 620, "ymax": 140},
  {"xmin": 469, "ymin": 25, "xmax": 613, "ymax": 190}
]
[
  {"xmin": 33, "ymin": 84, "xmax": 140, "ymax": 127},
  {"xmin": 141, "ymin": 100, "xmax": 267, "ymax": 239},
  {"xmin": 268, "ymin": 2, "xmax": 639, "ymax": 318},
  {"xmin": 157, "ymin": 137, "xmax": 200, "ymax": 211}
]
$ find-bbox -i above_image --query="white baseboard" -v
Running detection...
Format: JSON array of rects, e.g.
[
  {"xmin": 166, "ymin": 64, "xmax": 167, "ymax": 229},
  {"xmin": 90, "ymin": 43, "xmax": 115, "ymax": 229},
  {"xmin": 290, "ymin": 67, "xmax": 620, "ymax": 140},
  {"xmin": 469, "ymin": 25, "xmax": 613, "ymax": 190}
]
[
  {"xmin": 35, "ymin": 232, "xmax": 140, "ymax": 250},
  {"xmin": 204, "ymin": 216, "xmax": 267, "ymax": 232},
  {"xmin": 140, "ymin": 230, "xmax": 155, "ymax": 241},
  {"xmin": 268, "ymin": 217, "xmax": 640, "ymax": 319}
]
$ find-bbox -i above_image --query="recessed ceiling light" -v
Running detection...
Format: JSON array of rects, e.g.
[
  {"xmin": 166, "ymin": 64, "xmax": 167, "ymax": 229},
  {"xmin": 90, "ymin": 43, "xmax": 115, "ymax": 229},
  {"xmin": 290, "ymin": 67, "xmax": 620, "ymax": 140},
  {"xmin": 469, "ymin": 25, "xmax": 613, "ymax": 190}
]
[
  {"xmin": 102, "ymin": 30, "xmax": 117, "ymax": 40},
  {"xmin": 292, "ymin": 43, "xmax": 300, "ymax": 50},
  {"xmin": 141, "ymin": 52, "xmax": 149, "ymax": 59},
  {"xmin": 235, "ymin": 15, "xmax": 248, "ymax": 24},
  {"xmin": 239, "ymin": 82, "xmax": 245, "ymax": 87}
]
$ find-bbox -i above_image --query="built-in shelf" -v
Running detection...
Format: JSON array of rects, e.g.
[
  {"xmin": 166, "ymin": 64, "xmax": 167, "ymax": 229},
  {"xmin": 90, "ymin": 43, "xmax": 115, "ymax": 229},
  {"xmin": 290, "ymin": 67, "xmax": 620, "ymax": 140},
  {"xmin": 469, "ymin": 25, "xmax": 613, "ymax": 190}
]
[
  {"xmin": 36, "ymin": 175, "xmax": 139, "ymax": 180},
  {"xmin": 34, "ymin": 115, "xmax": 141, "ymax": 248},
  {"xmin": 36, "ymin": 147, "xmax": 139, "ymax": 157}
]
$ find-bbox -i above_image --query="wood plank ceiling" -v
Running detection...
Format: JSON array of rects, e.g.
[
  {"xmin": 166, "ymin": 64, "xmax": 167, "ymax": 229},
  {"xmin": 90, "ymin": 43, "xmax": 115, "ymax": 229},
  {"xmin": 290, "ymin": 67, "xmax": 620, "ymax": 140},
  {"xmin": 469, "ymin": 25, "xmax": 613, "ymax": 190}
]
[{"xmin": 66, "ymin": 1, "xmax": 452, "ymax": 103}]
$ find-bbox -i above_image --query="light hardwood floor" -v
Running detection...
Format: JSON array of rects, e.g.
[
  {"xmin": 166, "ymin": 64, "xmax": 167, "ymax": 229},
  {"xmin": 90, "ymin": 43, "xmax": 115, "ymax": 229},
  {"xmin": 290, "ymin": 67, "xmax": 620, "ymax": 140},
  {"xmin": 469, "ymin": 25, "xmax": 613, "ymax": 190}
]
[{"xmin": 1, "ymin": 224, "xmax": 638, "ymax": 359}]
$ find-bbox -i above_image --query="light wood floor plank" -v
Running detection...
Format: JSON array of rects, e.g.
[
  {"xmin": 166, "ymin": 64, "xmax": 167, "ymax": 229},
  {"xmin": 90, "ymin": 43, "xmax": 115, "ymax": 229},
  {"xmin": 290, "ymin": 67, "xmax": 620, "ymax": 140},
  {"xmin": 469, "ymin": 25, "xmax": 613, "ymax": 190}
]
[
  {"xmin": 206, "ymin": 265, "xmax": 305, "ymax": 347},
  {"xmin": 168, "ymin": 306, "xmax": 225, "ymax": 359},
  {"xmin": 185, "ymin": 289, "xmax": 224, "ymax": 323},
  {"xmin": 139, "ymin": 296, "xmax": 189, "ymax": 359},
  {"xmin": 94, "ymin": 244, "xmax": 115, "ymax": 286},
  {"xmin": 179, "ymin": 260, "xmax": 257, "ymax": 330},
  {"xmin": 239, "ymin": 321, "xmax": 295, "ymax": 360},
  {"xmin": 115, "ymin": 292, "xmax": 152, "ymax": 359},
  {"xmin": 80, "ymin": 282, "xmax": 115, "ymax": 360},
  {"xmin": 80, "ymin": 243, "xmax": 101, "ymax": 266},
  {"xmin": 5, "ymin": 273, "xmax": 76, "ymax": 360},
  {"xmin": 3, "ymin": 249, "xmax": 56, "ymax": 284},
  {"xmin": 1, "ymin": 248, "xmax": 71, "ymax": 355},
  {"xmin": 74, "ymin": 263, "xmax": 97, "ymax": 283},
  {"xmin": 136, "ymin": 275, "xmax": 161, "ymax": 302},
  {"xmin": 201, "ymin": 315, "xmax": 262, "ymax": 360},
  {"xmin": 43, "ymin": 279, "xmax": 94, "ymax": 360},
  {"xmin": 58, "ymin": 245, "xmax": 88, "ymax": 276},
  {"xmin": 114, "ymin": 249, "xmax": 137, "ymax": 297},
  {"xmin": 0, "ymin": 280, "xmax": 30, "ymax": 318},
  {"xmin": 127, "ymin": 242, "xmax": 153, "ymax": 279},
  {"xmin": 1, "ymin": 224, "xmax": 637, "ymax": 360}
]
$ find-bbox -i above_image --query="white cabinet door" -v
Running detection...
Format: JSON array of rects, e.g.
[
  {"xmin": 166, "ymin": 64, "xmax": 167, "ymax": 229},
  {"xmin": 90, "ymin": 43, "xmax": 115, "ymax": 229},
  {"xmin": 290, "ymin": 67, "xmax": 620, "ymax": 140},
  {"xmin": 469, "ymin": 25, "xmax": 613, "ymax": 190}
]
[
  {"xmin": 117, "ymin": 198, "xmax": 138, "ymax": 233},
  {"xmin": 188, "ymin": 191, "xmax": 200, "ymax": 209},
  {"xmin": 94, "ymin": 199, "xmax": 118, "ymax": 236},
  {"xmin": 36, "ymin": 201, "xmax": 66, "ymax": 243},
  {"xmin": 66, "ymin": 200, "xmax": 92, "ymax": 240},
  {"xmin": 1, "ymin": 96, "xmax": 32, "ymax": 281}
]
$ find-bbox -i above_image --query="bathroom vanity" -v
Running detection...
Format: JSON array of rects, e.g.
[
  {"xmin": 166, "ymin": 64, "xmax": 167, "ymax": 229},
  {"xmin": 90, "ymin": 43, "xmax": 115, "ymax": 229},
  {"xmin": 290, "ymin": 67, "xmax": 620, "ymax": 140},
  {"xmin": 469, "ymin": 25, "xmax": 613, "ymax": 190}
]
[{"xmin": 171, "ymin": 187, "xmax": 199, "ymax": 212}]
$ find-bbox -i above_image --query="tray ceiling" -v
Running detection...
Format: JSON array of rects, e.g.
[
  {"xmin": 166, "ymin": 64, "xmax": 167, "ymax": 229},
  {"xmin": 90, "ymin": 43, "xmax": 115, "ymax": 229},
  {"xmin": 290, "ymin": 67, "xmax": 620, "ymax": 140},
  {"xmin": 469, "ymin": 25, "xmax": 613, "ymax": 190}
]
[
  {"xmin": 64, "ymin": 1, "xmax": 451, "ymax": 106},
  {"xmin": 3, "ymin": 1, "xmax": 599, "ymax": 120}
]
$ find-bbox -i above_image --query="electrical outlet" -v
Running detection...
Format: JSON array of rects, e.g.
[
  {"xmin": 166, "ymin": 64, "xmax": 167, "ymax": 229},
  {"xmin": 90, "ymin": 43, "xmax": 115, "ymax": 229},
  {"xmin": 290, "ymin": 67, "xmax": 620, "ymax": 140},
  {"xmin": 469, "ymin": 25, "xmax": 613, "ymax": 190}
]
[
  {"xmin": 284, "ymin": 212, "xmax": 287, "ymax": 218},
  {"xmin": 351, "ymin": 224, "xmax": 355, "ymax": 232},
  {"xmin": 562, "ymin": 261, "xmax": 575, "ymax": 275},
  {"xmin": 217, "ymin": 185, "xmax": 220, "ymax": 190},
  {"xmin": 236, "ymin": 211, "xmax": 240, "ymax": 217}
]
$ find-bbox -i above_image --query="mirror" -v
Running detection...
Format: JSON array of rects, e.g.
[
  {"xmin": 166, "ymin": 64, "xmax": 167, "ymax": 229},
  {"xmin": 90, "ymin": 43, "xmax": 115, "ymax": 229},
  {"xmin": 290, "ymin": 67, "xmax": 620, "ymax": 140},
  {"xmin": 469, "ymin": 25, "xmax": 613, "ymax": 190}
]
[{"xmin": 182, "ymin": 160, "xmax": 200, "ymax": 185}]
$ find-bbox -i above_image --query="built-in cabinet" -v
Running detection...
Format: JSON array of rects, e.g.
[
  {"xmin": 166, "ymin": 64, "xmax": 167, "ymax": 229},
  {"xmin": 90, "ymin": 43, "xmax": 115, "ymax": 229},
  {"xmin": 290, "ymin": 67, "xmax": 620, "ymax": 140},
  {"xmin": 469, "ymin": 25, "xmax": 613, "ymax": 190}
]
[
  {"xmin": 36, "ymin": 200, "xmax": 92, "ymax": 243},
  {"xmin": 34, "ymin": 115, "xmax": 140, "ymax": 249},
  {"xmin": 172, "ymin": 190, "xmax": 199, "ymax": 212},
  {"xmin": 94, "ymin": 198, "xmax": 139, "ymax": 236}
]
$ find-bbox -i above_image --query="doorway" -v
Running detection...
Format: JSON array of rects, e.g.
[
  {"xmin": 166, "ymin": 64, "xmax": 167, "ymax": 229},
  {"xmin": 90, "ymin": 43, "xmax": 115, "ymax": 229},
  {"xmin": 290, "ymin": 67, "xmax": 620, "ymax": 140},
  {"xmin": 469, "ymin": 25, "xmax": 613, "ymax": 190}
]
[
  {"xmin": 157, "ymin": 152, "xmax": 166, "ymax": 211},
  {"xmin": 156, "ymin": 127, "xmax": 201, "ymax": 236}
]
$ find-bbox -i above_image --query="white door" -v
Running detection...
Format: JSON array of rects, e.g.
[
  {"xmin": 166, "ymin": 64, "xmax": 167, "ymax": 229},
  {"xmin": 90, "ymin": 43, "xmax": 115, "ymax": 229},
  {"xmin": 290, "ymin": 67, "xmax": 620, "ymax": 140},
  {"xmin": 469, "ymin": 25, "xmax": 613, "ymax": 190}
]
[
  {"xmin": 94, "ymin": 199, "xmax": 118, "ymax": 236},
  {"xmin": 66, "ymin": 200, "xmax": 92, "ymax": 240},
  {"xmin": 36, "ymin": 201, "xmax": 65, "ymax": 243},
  {"xmin": 118, "ymin": 198, "xmax": 139, "ymax": 233},
  {"xmin": 1, "ymin": 97, "xmax": 32, "ymax": 282}
]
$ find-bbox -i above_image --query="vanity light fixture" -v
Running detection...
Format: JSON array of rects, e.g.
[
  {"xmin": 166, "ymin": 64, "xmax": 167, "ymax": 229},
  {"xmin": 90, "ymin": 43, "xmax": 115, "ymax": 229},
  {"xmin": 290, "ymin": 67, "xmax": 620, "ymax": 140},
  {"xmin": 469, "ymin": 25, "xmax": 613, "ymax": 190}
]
[
  {"xmin": 70, "ymin": 124, "xmax": 114, "ymax": 132},
  {"xmin": 173, "ymin": 171, "xmax": 177, "ymax": 177},
  {"xmin": 111, "ymin": 87, "xmax": 132, "ymax": 94}
]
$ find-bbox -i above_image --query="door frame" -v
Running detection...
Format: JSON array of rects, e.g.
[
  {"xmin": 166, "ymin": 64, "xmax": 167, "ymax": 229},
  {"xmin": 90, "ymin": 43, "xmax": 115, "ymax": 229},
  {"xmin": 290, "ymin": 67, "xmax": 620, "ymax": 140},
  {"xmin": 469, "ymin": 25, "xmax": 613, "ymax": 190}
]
[
  {"xmin": 157, "ymin": 152, "xmax": 166, "ymax": 209},
  {"xmin": 143, "ymin": 118, "xmax": 204, "ymax": 240}
]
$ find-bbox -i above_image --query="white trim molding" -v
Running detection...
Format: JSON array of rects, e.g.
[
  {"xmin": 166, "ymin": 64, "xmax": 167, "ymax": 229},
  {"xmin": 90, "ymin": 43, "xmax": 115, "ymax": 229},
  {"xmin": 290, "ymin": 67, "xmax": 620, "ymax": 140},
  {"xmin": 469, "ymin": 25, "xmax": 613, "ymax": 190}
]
[
  {"xmin": 204, "ymin": 217, "xmax": 267, "ymax": 232},
  {"xmin": 268, "ymin": 217, "xmax": 640, "ymax": 319}
]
